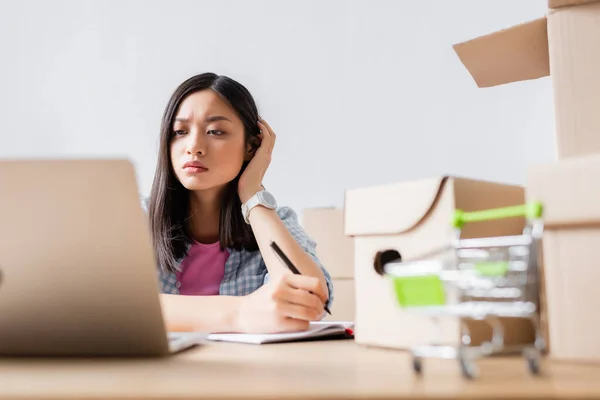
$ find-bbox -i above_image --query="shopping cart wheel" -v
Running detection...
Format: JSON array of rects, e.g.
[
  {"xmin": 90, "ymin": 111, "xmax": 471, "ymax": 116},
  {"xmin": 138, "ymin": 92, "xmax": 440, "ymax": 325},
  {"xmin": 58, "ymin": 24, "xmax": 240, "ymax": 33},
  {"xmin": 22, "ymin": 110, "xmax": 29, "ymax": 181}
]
[
  {"xmin": 412, "ymin": 356, "xmax": 423, "ymax": 374},
  {"xmin": 459, "ymin": 357, "xmax": 477, "ymax": 380},
  {"xmin": 526, "ymin": 354, "xmax": 541, "ymax": 375},
  {"xmin": 523, "ymin": 348, "xmax": 541, "ymax": 375}
]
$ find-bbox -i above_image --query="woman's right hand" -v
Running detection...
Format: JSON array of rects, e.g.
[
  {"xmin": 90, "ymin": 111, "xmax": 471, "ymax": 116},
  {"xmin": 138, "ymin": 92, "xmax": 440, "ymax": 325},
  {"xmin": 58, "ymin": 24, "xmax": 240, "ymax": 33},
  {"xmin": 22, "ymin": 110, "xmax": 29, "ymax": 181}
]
[{"xmin": 234, "ymin": 274, "xmax": 327, "ymax": 334}]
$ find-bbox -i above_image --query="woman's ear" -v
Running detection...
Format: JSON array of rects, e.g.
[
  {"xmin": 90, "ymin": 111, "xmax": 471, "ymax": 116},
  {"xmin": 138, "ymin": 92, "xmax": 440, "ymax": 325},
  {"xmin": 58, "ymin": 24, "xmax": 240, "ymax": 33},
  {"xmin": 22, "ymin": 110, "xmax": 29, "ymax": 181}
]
[
  {"xmin": 244, "ymin": 144, "xmax": 254, "ymax": 161},
  {"xmin": 245, "ymin": 135, "xmax": 261, "ymax": 161}
]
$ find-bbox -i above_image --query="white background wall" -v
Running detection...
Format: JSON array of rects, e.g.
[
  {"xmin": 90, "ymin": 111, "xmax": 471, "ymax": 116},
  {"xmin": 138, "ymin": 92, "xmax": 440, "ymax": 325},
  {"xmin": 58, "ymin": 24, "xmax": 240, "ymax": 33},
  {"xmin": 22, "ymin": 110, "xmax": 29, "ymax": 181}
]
[{"xmin": 0, "ymin": 0, "xmax": 555, "ymax": 216}]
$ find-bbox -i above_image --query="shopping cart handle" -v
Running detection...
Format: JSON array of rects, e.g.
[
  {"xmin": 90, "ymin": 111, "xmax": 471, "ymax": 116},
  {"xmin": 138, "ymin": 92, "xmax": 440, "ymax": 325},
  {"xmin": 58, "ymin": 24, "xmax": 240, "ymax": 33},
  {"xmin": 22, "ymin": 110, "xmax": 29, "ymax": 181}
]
[{"xmin": 452, "ymin": 202, "xmax": 543, "ymax": 228}]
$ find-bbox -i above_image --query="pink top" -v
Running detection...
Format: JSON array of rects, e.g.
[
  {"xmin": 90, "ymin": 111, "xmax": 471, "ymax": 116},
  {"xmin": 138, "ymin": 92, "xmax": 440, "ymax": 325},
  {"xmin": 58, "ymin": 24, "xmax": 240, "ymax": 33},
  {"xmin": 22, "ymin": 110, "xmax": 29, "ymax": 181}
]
[{"xmin": 176, "ymin": 241, "xmax": 229, "ymax": 296}]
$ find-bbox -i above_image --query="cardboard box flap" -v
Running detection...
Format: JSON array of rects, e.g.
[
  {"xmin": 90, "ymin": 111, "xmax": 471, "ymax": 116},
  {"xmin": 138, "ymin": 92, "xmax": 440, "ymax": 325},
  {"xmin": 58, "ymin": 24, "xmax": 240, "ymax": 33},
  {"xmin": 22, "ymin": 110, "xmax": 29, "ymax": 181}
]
[
  {"xmin": 549, "ymin": 0, "xmax": 600, "ymax": 9},
  {"xmin": 345, "ymin": 177, "xmax": 447, "ymax": 236},
  {"xmin": 453, "ymin": 17, "xmax": 549, "ymax": 88},
  {"xmin": 527, "ymin": 155, "xmax": 600, "ymax": 227}
]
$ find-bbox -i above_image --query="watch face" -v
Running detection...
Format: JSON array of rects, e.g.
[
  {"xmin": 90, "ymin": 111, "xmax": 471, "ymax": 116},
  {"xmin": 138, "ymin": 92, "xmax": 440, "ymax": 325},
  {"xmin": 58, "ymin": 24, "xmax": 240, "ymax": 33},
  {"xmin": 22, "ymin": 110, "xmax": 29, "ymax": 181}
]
[{"xmin": 262, "ymin": 191, "xmax": 277, "ymax": 208}]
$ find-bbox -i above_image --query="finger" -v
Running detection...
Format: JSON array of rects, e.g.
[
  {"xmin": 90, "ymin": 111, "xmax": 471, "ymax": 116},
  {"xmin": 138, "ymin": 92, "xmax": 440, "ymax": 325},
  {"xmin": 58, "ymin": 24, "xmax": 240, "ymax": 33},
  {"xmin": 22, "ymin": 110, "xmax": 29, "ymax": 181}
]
[
  {"xmin": 284, "ymin": 274, "xmax": 328, "ymax": 304},
  {"xmin": 270, "ymin": 129, "xmax": 276, "ymax": 152},
  {"xmin": 256, "ymin": 132, "xmax": 264, "ymax": 151},
  {"xmin": 257, "ymin": 120, "xmax": 272, "ymax": 142},
  {"xmin": 259, "ymin": 117, "xmax": 275, "ymax": 137},
  {"xmin": 276, "ymin": 318, "xmax": 309, "ymax": 333},
  {"xmin": 277, "ymin": 284, "xmax": 324, "ymax": 312},
  {"xmin": 258, "ymin": 118, "xmax": 276, "ymax": 152},
  {"xmin": 264, "ymin": 120, "xmax": 276, "ymax": 152},
  {"xmin": 276, "ymin": 301, "xmax": 322, "ymax": 322},
  {"xmin": 256, "ymin": 120, "xmax": 272, "ymax": 153}
]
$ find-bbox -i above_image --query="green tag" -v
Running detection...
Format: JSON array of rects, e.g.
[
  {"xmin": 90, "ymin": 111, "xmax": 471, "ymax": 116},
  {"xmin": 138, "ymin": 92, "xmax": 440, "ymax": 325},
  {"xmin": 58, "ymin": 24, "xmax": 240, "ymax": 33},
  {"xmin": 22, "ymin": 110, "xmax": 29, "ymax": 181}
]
[
  {"xmin": 391, "ymin": 275, "xmax": 446, "ymax": 307},
  {"xmin": 475, "ymin": 261, "xmax": 509, "ymax": 276}
]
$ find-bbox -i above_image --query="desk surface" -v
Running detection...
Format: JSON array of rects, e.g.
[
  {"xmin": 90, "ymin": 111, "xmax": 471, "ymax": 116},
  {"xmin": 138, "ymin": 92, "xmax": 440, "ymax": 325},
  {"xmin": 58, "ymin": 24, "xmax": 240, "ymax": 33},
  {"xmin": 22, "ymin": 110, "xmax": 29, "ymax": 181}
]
[{"xmin": 1, "ymin": 340, "xmax": 600, "ymax": 399}]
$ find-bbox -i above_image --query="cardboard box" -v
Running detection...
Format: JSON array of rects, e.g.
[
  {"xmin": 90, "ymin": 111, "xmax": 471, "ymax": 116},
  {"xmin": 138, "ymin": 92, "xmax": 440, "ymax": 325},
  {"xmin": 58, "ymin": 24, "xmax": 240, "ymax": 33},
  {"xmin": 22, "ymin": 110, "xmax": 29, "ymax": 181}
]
[
  {"xmin": 527, "ymin": 154, "xmax": 600, "ymax": 361},
  {"xmin": 324, "ymin": 279, "xmax": 355, "ymax": 322},
  {"xmin": 303, "ymin": 208, "xmax": 354, "ymax": 279},
  {"xmin": 453, "ymin": 0, "xmax": 600, "ymax": 159},
  {"xmin": 344, "ymin": 176, "xmax": 536, "ymax": 350},
  {"xmin": 303, "ymin": 209, "xmax": 356, "ymax": 322}
]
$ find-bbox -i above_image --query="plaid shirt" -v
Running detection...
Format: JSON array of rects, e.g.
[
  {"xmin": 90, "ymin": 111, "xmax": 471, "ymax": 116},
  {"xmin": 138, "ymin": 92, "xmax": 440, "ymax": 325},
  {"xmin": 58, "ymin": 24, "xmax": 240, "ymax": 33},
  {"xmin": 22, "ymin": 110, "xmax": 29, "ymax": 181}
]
[{"xmin": 150, "ymin": 202, "xmax": 334, "ymax": 309}]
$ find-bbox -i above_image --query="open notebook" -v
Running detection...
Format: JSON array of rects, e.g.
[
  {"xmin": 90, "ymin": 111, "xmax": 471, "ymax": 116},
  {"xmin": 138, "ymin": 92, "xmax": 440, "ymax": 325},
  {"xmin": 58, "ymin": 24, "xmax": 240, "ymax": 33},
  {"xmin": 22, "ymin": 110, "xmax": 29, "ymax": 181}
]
[{"xmin": 207, "ymin": 321, "xmax": 354, "ymax": 344}]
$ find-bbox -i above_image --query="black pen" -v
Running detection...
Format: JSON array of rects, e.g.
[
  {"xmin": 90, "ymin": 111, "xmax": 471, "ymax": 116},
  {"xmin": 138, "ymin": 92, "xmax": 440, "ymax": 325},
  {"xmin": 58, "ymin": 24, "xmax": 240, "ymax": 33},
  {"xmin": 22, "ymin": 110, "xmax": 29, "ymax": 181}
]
[{"xmin": 270, "ymin": 241, "xmax": 332, "ymax": 315}]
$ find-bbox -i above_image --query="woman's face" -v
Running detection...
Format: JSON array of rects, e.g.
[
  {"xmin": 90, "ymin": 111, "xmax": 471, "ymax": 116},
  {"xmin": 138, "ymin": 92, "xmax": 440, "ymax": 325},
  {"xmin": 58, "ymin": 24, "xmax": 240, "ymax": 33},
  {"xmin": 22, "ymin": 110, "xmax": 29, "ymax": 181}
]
[{"xmin": 170, "ymin": 89, "xmax": 249, "ymax": 192}]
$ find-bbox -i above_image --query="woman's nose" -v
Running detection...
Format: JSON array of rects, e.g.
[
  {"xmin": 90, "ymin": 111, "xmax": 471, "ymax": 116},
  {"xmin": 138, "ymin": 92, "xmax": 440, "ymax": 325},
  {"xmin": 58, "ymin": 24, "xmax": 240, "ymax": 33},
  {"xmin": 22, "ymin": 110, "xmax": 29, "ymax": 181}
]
[{"xmin": 185, "ymin": 131, "xmax": 206, "ymax": 155}]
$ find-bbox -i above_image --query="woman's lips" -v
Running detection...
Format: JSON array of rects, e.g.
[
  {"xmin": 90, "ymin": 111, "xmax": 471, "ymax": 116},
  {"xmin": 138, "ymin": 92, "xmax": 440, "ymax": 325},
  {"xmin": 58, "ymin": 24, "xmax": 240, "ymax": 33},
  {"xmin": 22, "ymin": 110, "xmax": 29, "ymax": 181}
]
[
  {"xmin": 184, "ymin": 166, "xmax": 207, "ymax": 174},
  {"xmin": 183, "ymin": 161, "xmax": 208, "ymax": 174}
]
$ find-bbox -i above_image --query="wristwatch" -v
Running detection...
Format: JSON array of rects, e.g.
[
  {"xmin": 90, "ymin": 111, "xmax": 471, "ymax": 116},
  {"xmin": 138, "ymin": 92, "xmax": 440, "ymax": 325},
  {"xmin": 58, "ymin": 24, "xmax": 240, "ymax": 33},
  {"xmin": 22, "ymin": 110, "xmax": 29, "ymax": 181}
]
[{"xmin": 241, "ymin": 190, "xmax": 278, "ymax": 224}]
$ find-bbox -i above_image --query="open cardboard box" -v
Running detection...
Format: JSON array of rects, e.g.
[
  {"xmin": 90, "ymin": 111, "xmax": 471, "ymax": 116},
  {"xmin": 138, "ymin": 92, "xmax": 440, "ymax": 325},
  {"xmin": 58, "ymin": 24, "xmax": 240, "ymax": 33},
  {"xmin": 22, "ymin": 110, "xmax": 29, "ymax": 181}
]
[
  {"xmin": 344, "ymin": 176, "xmax": 536, "ymax": 350},
  {"xmin": 453, "ymin": 0, "xmax": 600, "ymax": 159}
]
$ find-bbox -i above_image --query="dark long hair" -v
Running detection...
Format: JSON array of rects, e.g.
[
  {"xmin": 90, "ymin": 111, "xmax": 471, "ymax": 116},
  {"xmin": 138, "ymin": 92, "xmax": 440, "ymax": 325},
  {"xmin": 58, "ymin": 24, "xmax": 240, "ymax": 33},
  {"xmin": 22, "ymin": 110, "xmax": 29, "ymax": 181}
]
[{"xmin": 148, "ymin": 73, "xmax": 261, "ymax": 273}]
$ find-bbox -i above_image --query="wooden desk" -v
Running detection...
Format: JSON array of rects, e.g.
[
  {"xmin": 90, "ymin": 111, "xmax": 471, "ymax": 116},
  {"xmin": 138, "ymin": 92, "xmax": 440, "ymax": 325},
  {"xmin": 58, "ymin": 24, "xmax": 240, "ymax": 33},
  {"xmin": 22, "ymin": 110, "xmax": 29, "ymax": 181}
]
[{"xmin": 1, "ymin": 340, "xmax": 599, "ymax": 399}]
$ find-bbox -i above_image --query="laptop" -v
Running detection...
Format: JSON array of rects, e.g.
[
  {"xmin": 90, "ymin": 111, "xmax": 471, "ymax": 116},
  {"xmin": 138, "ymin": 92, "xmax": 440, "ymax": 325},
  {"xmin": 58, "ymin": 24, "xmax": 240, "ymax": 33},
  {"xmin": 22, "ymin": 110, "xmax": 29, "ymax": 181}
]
[{"xmin": 0, "ymin": 159, "xmax": 207, "ymax": 357}]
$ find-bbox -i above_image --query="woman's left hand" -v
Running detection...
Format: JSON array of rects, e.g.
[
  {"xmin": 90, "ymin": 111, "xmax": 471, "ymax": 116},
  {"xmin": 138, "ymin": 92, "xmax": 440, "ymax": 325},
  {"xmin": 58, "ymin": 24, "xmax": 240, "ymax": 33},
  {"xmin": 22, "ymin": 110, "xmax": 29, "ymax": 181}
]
[{"xmin": 238, "ymin": 117, "xmax": 276, "ymax": 204}]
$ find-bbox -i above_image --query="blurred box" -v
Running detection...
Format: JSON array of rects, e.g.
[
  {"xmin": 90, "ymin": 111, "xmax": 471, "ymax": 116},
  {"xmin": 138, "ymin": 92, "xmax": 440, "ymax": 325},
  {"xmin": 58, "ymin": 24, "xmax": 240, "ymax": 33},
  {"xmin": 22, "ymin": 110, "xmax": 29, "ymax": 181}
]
[
  {"xmin": 303, "ymin": 208, "xmax": 354, "ymax": 279},
  {"xmin": 344, "ymin": 176, "xmax": 535, "ymax": 350},
  {"xmin": 528, "ymin": 154, "xmax": 600, "ymax": 361},
  {"xmin": 324, "ymin": 279, "xmax": 355, "ymax": 322}
]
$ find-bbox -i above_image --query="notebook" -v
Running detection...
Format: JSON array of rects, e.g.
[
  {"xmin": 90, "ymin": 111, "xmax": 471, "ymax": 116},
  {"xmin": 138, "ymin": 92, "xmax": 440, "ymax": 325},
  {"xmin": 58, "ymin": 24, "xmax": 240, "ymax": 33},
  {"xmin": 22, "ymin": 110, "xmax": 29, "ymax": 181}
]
[{"xmin": 207, "ymin": 321, "xmax": 355, "ymax": 345}]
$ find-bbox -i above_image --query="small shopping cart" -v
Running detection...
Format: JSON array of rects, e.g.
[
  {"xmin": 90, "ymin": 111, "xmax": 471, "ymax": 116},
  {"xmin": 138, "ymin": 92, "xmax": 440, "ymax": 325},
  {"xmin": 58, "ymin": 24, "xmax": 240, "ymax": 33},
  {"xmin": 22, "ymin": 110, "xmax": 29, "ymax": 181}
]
[{"xmin": 383, "ymin": 203, "xmax": 546, "ymax": 379}]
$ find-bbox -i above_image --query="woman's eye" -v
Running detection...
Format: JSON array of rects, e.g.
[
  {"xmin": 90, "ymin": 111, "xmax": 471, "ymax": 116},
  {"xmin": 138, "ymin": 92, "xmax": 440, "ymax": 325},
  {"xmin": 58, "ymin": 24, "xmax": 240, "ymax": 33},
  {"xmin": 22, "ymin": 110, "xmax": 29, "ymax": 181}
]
[
  {"xmin": 174, "ymin": 130, "xmax": 187, "ymax": 136},
  {"xmin": 208, "ymin": 130, "xmax": 224, "ymax": 136}
]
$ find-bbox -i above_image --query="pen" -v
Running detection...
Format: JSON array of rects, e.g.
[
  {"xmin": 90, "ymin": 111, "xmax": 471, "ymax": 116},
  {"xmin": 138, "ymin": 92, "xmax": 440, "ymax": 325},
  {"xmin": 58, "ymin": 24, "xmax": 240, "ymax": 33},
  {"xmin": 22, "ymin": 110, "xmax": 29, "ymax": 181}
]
[{"xmin": 270, "ymin": 241, "xmax": 332, "ymax": 315}]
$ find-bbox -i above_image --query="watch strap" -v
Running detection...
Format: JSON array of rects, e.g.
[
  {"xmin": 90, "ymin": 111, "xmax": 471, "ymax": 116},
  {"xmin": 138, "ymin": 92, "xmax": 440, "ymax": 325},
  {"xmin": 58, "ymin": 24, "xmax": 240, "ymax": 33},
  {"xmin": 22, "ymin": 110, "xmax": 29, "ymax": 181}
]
[{"xmin": 242, "ymin": 193, "xmax": 262, "ymax": 224}]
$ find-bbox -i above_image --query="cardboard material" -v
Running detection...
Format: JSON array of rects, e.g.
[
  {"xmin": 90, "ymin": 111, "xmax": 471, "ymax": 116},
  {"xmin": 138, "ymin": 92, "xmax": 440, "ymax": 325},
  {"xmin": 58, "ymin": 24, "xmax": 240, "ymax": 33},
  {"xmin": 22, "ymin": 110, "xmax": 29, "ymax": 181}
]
[
  {"xmin": 454, "ymin": 0, "xmax": 600, "ymax": 159},
  {"xmin": 324, "ymin": 279, "xmax": 355, "ymax": 322},
  {"xmin": 549, "ymin": 3, "xmax": 600, "ymax": 158},
  {"xmin": 303, "ymin": 208, "xmax": 354, "ymax": 279},
  {"xmin": 345, "ymin": 176, "xmax": 535, "ymax": 350},
  {"xmin": 453, "ymin": 18, "xmax": 549, "ymax": 88},
  {"xmin": 527, "ymin": 154, "xmax": 600, "ymax": 361},
  {"xmin": 549, "ymin": 0, "xmax": 599, "ymax": 8}
]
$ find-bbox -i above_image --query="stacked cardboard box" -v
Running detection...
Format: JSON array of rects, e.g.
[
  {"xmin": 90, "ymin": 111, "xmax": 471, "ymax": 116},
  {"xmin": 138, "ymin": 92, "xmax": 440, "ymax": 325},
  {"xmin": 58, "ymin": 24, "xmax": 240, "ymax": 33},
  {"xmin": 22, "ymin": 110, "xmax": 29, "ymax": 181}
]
[
  {"xmin": 455, "ymin": 0, "xmax": 600, "ymax": 361},
  {"xmin": 302, "ymin": 208, "xmax": 355, "ymax": 321}
]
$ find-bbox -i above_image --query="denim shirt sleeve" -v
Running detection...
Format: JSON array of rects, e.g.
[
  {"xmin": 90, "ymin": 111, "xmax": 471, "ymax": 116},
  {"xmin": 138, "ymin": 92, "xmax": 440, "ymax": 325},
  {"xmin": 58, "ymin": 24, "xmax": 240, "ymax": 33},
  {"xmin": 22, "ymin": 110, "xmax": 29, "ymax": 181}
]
[{"xmin": 267, "ymin": 207, "xmax": 335, "ymax": 310}]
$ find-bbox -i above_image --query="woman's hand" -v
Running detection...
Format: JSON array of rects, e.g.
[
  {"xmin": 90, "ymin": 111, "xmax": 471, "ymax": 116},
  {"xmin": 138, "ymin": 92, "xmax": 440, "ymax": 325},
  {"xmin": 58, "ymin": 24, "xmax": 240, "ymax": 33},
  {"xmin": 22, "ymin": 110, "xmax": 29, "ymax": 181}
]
[
  {"xmin": 238, "ymin": 117, "xmax": 275, "ymax": 204},
  {"xmin": 234, "ymin": 274, "xmax": 327, "ymax": 334}
]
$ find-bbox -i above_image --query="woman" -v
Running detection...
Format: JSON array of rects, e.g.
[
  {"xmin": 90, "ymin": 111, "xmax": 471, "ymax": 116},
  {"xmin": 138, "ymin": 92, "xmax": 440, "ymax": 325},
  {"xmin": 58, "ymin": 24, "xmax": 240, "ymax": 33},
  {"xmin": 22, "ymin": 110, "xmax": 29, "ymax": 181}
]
[{"xmin": 147, "ymin": 73, "xmax": 334, "ymax": 334}]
